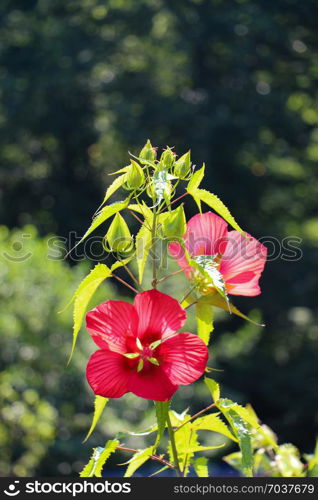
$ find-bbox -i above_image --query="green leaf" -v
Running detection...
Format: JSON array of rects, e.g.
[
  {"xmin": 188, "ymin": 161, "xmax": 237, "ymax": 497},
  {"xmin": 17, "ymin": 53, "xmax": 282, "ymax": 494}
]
[
  {"xmin": 128, "ymin": 202, "xmax": 153, "ymax": 221},
  {"xmin": 94, "ymin": 440, "xmax": 119, "ymax": 477},
  {"xmin": 111, "ymin": 256, "xmax": 133, "ymax": 272},
  {"xmin": 149, "ymin": 465, "xmax": 169, "ymax": 476},
  {"xmin": 124, "ymin": 447, "xmax": 153, "ymax": 477},
  {"xmin": 103, "ymin": 173, "xmax": 127, "ymax": 204},
  {"xmin": 79, "ymin": 450, "xmax": 96, "ymax": 477},
  {"xmin": 204, "ymin": 377, "xmax": 220, "ymax": 403},
  {"xmin": 83, "ymin": 395, "xmax": 109, "ymax": 442},
  {"xmin": 154, "ymin": 401, "xmax": 169, "ymax": 449},
  {"xmin": 161, "ymin": 205, "xmax": 186, "ymax": 239},
  {"xmin": 190, "ymin": 255, "xmax": 228, "ymax": 301},
  {"xmin": 192, "ymin": 188, "xmax": 244, "ymax": 235},
  {"xmin": 193, "ymin": 457, "xmax": 209, "ymax": 477},
  {"xmin": 217, "ymin": 399, "xmax": 254, "ymax": 477},
  {"xmin": 192, "ymin": 413, "xmax": 237, "ymax": 442},
  {"xmin": 80, "ymin": 440, "xmax": 118, "ymax": 477},
  {"xmin": 83, "ymin": 198, "xmax": 130, "ymax": 240},
  {"xmin": 76, "ymin": 198, "xmax": 130, "ymax": 250},
  {"xmin": 218, "ymin": 399, "xmax": 278, "ymax": 452},
  {"xmin": 187, "ymin": 164, "xmax": 205, "ymax": 193},
  {"xmin": 69, "ymin": 264, "xmax": 112, "ymax": 362},
  {"xmin": 135, "ymin": 218, "xmax": 153, "ymax": 283},
  {"xmin": 169, "ymin": 412, "xmax": 199, "ymax": 477},
  {"xmin": 206, "ymin": 293, "xmax": 265, "ymax": 327},
  {"xmin": 196, "ymin": 296, "xmax": 214, "ymax": 345}
]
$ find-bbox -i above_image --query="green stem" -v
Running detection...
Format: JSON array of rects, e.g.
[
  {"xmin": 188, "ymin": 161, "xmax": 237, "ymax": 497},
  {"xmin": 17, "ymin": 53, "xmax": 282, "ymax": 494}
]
[
  {"xmin": 167, "ymin": 413, "xmax": 181, "ymax": 477},
  {"xmin": 151, "ymin": 209, "xmax": 158, "ymax": 288}
]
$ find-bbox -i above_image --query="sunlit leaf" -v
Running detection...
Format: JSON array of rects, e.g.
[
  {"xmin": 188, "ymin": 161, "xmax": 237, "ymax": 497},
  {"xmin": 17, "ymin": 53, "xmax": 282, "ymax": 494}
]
[
  {"xmin": 83, "ymin": 395, "xmax": 109, "ymax": 442},
  {"xmin": 80, "ymin": 198, "xmax": 130, "ymax": 244},
  {"xmin": 80, "ymin": 440, "xmax": 118, "ymax": 477},
  {"xmin": 204, "ymin": 377, "xmax": 220, "ymax": 403},
  {"xmin": 193, "ymin": 457, "xmax": 209, "ymax": 477},
  {"xmin": 69, "ymin": 263, "xmax": 112, "ymax": 362},
  {"xmin": 206, "ymin": 293, "xmax": 265, "ymax": 326},
  {"xmin": 217, "ymin": 399, "xmax": 254, "ymax": 477},
  {"xmin": 135, "ymin": 217, "xmax": 153, "ymax": 283},
  {"xmin": 170, "ymin": 425, "xmax": 198, "ymax": 477},
  {"xmin": 192, "ymin": 414, "xmax": 237, "ymax": 442},
  {"xmin": 191, "ymin": 255, "xmax": 228, "ymax": 301},
  {"xmin": 103, "ymin": 173, "xmax": 127, "ymax": 204},
  {"xmin": 192, "ymin": 188, "xmax": 244, "ymax": 234},
  {"xmin": 187, "ymin": 164, "xmax": 205, "ymax": 193},
  {"xmin": 149, "ymin": 465, "xmax": 169, "ymax": 476},
  {"xmin": 123, "ymin": 446, "xmax": 153, "ymax": 477},
  {"xmin": 79, "ymin": 450, "xmax": 96, "ymax": 477},
  {"xmin": 196, "ymin": 296, "xmax": 214, "ymax": 345},
  {"xmin": 128, "ymin": 202, "xmax": 153, "ymax": 221},
  {"xmin": 111, "ymin": 256, "xmax": 133, "ymax": 272},
  {"xmin": 94, "ymin": 440, "xmax": 119, "ymax": 477}
]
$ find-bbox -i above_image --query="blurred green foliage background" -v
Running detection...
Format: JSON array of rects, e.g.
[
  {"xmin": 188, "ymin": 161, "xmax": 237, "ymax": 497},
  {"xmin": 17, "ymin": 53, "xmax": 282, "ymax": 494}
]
[{"xmin": 0, "ymin": 0, "xmax": 317, "ymax": 476}]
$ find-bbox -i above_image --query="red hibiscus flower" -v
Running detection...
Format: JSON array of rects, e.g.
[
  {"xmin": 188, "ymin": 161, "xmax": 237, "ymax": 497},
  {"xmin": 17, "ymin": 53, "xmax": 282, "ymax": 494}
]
[
  {"xmin": 86, "ymin": 290, "xmax": 208, "ymax": 402},
  {"xmin": 169, "ymin": 212, "xmax": 267, "ymax": 297}
]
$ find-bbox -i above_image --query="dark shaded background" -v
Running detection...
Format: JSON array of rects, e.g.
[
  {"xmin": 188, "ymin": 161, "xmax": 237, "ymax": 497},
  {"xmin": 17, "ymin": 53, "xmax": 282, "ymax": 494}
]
[{"xmin": 0, "ymin": 0, "xmax": 317, "ymax": 476}]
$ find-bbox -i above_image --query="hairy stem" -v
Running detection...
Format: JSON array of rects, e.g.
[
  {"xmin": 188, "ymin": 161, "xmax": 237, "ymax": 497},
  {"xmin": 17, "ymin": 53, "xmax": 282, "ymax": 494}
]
[
  {"xmin": 128, "ymin": 209, "xmax": 143, "ymax": 225},
  {"xmin": 174, "ymin": 403, "xmax": 217, "ymax": 432},
  {"xmin": 117, "ymin": 446, "xmax": 174, "ymax": 469},
  {"xmin": 168, "ymin": 191, "xmax": 188, "ymax": 208},
  {"xmin": 112, "ymin": 274, "xmax": 139, "ymax": 294},
  {"xmin": 156, "ymin": 268, "xmax": 184, "ymax": 284},
  {"xmin": 123, "ymin": 265, "xmax": 141, "ymax": 288}
]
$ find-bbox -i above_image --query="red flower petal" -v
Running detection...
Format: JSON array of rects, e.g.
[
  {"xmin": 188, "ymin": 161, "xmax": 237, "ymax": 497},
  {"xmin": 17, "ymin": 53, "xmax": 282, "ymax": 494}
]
[
  {"xmin": 160, "ymin": 332, "xmax": 208, "ymax": 385},
  {"xmin": 134, "ymin": 289, "xmax": 186, "ymax": 341},
  {"xmin": 86, "ymin": 350, "xmax": 130, "ymax": 398},
  {"xmin": 128, "ymin": 365, "xmax": 178, "ymax": 402},
  {"xmin": 168, "ymin": 242, "xmax": 192, "ymax": 278},
  {"xmin": 186, "ymin": 212, "xmax": 228, "ymax": 256},
  {"xmin": 220, "ymin": 231, "xmax": 267, "ymax": 296},
  {"xmin": 86, "ymin": 301, "xmax": 138, "ymax": 353}
]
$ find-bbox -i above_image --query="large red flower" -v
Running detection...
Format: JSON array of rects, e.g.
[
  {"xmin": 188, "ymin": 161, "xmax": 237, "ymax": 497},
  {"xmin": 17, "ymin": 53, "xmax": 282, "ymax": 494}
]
[
  {"xmin": 86, "ymin": 290, "xmax": 208, "ymax": 402},
  {"xmin": 169, "ymin": 212, "xmax": 267, "ymax": 297}
]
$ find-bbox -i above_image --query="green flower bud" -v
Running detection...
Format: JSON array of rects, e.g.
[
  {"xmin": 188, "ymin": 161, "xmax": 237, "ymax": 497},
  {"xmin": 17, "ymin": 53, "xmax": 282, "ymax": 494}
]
[
  {"xmin": 174, "ymin": 151, "xmax": 191, "ymax": 179},
  {"xmin": 125, "ymin": 160, "xmax": 145, "ymax": 189},
  {"xmin": 139, "ymin": 139, "xmax": 156, "ymax": 162},
  {"xmin": 146, "ymin": 181, "xmax": 155, "ymax": 199},
  {"xmin": 162, "ymin": 205, "xmax": 186, "ymax": 239},
  {"xmin": 160, "ymin": 147, "xmax": 175, "ymax": 169},
  {"xmin": 105, "ymin": 213, "xmax": 133, "ymax": 253}
]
